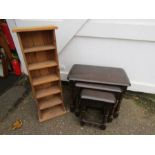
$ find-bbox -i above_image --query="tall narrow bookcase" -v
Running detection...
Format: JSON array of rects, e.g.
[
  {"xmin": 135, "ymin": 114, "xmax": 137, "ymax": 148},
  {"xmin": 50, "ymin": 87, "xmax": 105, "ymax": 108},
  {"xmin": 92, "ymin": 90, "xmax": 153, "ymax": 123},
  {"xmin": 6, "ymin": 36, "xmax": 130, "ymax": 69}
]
[{"xmin": 13, "ymin": 26, "xmax": 66, "ymax": 122}]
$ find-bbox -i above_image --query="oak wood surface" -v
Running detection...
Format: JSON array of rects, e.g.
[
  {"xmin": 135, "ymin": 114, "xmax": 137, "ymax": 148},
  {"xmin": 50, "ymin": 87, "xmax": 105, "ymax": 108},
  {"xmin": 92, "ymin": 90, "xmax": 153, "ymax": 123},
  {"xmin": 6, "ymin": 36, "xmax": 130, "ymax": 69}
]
[
  {"xmin": 23, "ymin": 45, "xmax": 55, "ymax": 53},
  {"xmin": 13, "ymin": 25, "xmax": 58, "ymax": 32},
  {"xmin": 14, "ymin": 26, "xmax": 66, "ymax": 122},
  {"xmin": 28, "ymin": 60, "xmax": 57, "ymax": 71},
  {"xmin": 36, "ymin": 85, "xmax": 61, "ymax": 99},
  {"xmin": 32, "ymin": 74, "xmax": 59, "ymax": 86},
  {"xmin": 38, "ymin": 95, "xmax": 62, "ymax": 110}
]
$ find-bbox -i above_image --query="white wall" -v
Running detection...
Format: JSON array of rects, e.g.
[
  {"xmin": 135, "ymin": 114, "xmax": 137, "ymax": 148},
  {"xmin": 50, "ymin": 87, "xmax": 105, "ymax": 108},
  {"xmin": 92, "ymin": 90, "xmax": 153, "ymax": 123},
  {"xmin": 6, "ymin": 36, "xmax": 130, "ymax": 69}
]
[
  {"xmin": 59, "ymin": 36, "xmax": 155, "ymax": 93},
  {"xmin": 7, "ymin": 19, "xmax": 155, "ymax": 94}
]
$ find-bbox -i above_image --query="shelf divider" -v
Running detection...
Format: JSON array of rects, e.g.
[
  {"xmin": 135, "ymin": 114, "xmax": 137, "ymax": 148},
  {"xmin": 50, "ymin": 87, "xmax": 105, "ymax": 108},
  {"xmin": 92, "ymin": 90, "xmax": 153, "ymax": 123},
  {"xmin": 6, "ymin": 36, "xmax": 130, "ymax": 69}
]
[
  {"xmin": 23, "ymin": 45, "xmax": 55, "ymax": 53},
  {"xmin": 36, "ymin": 85, "xmax": 61, "ymax": 99},
  {"xmin": 32, "ymin": 74, "xmax": 59, "ymax": 86},
  {"xmin": 28, "ymin": 60, "xmax": 57, "ymax": 71},
  {"xmin": 38, "ymin": 95, "xmax": 62, "ymax": 110}
]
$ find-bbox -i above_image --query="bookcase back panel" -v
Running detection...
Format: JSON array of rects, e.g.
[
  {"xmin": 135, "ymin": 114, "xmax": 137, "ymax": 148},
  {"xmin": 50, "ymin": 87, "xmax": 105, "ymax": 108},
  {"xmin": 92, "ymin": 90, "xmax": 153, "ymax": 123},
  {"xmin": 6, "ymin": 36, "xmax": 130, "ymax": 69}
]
[
  {"xmin": 25, "ymin": 50, "xmax": 55, "ymax": 64},
  {"xmin": 34, "ymin": 81, "xmax": 59, "ymax": 91},
  {"xmin": 37, "ymin": 94, "xmax": 61, "ymax": 103},
  {"xmin": 20, "ymin": 30, "xmax": 54, "ymax": 48},
  {"xmin": 30, "ymin": 67, "xmax": 58, "ymax": 78}
]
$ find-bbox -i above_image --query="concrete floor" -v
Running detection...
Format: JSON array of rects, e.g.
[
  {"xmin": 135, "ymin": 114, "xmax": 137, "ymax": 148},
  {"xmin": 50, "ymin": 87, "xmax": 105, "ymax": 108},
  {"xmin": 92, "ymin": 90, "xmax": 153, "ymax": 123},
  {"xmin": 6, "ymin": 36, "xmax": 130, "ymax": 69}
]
[{"xmin": 0, "ymin": 82, "xmax": 155, "ymax": 135}]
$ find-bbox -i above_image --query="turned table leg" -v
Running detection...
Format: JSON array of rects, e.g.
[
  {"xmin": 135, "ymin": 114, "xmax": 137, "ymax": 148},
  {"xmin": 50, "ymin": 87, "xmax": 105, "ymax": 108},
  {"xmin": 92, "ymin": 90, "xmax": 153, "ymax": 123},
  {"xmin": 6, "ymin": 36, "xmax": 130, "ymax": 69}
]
[
  {"xmin": 69, "ymin": 81, "xmax": 76, "ymax": 112},
  {"xmin": 101, "ymin": 105, "xmax": 110, "ymax": 130},
  {"xmin": 75, "ymin": 87, "xmax": 82, "ymax": 117},
  {"xmin": 108, "ymin": 104, "xmax": 116, "ymax": 122},
  {"xmin": 80, "ymin": 100, "xmax": 86, "ymax": 126},
  {"xmin": 113, "ymin": 87, "xmax": 127, "ymax": 118}
]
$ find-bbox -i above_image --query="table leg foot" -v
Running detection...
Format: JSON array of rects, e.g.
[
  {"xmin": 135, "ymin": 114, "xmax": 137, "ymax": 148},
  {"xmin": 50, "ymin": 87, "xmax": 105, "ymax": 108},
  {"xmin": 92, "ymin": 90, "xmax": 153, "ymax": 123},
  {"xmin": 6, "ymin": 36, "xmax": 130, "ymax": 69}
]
[
  {"xmin": 75, "ymin": 111, "xmax": 80, "ymax": 117},
  {"xmin": 113, "ymin": 112, "xmax": 119, "ymax": 118},
  {"xmin": 70, "ymin": 105, "xmax": 75, "ymax": 112},
  {"xmin": 80, "ymin": 121, "xmax": 85, "ymax": 126},
  {"xmin": 100, "ymin": 125, "xmax": 106, "ymax": 130},
  {"xmin": 107, "ymin": 117, "xmax": 113, "ymax": 122}
]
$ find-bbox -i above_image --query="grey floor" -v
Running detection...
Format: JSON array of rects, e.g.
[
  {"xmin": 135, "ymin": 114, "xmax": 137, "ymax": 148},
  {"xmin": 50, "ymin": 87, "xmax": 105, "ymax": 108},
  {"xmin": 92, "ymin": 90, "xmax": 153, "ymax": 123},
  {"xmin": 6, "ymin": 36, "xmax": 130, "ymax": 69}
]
[{"xmin": 0, "ymin": 81, "xmax": 155, "ymax": 135}]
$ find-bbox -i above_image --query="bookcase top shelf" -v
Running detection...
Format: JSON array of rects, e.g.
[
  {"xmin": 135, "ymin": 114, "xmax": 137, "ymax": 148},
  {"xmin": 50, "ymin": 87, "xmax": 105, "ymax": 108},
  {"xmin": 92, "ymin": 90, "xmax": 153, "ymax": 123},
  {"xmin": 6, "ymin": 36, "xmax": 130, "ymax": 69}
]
[{"xmin": 12, "ymin": 25, "xmax": 58, "ymax": 32}]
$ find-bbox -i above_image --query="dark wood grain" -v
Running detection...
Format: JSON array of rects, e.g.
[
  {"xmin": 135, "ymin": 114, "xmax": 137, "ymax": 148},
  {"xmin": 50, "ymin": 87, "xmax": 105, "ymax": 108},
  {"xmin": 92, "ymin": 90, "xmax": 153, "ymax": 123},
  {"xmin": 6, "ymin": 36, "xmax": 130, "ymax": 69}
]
[{"xmin": 68, "ymin": 64, "xmax": 130, "ymax": 87}]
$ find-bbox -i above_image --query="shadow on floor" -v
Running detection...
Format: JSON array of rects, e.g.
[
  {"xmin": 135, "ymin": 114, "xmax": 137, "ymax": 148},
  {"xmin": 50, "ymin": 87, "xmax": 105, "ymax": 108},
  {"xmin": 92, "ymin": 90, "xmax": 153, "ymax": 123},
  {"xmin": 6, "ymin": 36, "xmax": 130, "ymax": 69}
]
[
  {"xmin": 0, "ymin": 74, "xmax": 29, "ymax": 122},
  {"xmin": 0, "ymin": 73, "xmax": 20, "ymax": 95}
]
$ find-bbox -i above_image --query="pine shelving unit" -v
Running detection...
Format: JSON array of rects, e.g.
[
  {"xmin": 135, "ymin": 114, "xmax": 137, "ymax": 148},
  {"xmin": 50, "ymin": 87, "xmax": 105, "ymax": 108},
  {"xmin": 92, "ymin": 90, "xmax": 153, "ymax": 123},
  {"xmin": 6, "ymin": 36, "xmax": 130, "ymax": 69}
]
[{"xmin": 13, "ymin": 26, "xmax": 66, "ymax": 122}]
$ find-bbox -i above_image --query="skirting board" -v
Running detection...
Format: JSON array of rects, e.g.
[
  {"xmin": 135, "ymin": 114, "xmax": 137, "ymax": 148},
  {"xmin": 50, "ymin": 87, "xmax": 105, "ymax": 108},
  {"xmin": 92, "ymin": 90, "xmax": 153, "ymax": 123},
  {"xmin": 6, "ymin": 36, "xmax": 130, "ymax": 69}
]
[
  {"xmin": 60, "ymin": 71, "xmax": 68, "ymax": 81},
  {"xmin": 60, "ymin": 71, "xmax": 155, "ymax": 94},
  {"xmin": 128, "ymin": 81, "xmax": 155, "ymax": 94}
]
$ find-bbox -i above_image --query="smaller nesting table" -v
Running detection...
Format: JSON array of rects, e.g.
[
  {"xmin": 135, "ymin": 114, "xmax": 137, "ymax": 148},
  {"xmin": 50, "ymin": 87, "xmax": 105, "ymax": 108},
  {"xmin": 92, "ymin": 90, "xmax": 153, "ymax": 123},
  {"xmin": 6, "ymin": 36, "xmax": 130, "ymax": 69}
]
[{"xmin": 80, "ymin": 89, "xmax": 116, "ymax": 129}]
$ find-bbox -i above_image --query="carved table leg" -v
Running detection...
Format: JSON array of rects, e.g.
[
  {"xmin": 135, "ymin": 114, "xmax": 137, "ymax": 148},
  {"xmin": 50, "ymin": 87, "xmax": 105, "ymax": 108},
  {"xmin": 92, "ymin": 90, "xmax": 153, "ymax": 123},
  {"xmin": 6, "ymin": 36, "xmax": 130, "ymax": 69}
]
[
  {"xmin": 101, "ymin": 105, "xmax": 110, "ymax": 130},
  {"xmin": 75, "ymin": 87, "xmax": 81, "ymax": 117},
  {"xmin": 80, "ymin": 100, "xmax": 86, "ymax": 126},
  {"xmin": 69, "ymin": 81, "xmax": 76, "ymax": 112},
  {"xmin": 108, "ymin": 104, "xmax": 115, "ymax": 122},
  {"xmin": 113, "ymin": 87, "xmax": 127, "ymax": 118}
]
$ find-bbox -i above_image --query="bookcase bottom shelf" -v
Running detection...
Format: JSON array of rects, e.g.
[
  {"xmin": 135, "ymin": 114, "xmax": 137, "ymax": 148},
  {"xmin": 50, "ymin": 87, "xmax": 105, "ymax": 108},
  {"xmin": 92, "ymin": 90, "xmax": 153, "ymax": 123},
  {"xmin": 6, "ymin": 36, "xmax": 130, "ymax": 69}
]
[{"xmin": 39, "ymin": 105, "xmax": 66, "ymax": 122}]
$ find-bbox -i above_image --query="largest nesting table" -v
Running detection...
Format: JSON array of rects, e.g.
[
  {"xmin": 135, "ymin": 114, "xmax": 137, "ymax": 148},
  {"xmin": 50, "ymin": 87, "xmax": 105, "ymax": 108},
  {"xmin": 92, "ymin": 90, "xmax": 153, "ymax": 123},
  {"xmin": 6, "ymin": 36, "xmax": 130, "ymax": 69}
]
[{"xmin": 67, "ymin": 64, "xmax": 131, "ymax": 117}]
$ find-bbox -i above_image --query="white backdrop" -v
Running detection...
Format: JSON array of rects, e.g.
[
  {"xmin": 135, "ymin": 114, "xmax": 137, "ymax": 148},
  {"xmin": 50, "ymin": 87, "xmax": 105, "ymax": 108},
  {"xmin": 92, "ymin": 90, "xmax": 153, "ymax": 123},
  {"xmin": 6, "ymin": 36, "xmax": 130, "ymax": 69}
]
[{"xmin": 7, "ymin": 19, "xmax": 155, "ymax": 94}]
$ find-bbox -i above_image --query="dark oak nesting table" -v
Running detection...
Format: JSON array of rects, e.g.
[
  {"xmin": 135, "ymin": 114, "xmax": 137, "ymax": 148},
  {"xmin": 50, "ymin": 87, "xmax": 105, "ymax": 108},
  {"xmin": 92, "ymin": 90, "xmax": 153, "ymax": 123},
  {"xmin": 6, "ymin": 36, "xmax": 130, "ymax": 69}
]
[{"xmin": 67, "ymin": 64, "xmax": 131, "ymax": 117}]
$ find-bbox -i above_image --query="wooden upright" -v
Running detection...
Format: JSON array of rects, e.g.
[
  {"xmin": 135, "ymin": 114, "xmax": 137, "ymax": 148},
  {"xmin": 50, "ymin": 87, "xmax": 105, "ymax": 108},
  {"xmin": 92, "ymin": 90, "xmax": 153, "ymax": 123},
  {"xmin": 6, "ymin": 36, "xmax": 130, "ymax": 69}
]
[{"xmin": 13, "ymin": 26, "xmax": 66, "ymax": 122}]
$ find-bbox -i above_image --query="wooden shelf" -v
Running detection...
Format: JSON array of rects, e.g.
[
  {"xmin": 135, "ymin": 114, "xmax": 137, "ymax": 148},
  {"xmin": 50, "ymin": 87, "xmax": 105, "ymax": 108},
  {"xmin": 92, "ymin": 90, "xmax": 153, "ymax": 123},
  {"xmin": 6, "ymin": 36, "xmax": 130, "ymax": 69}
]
[
  {"xmin": 38, "ymin": 95, "xmax": 62, "ymax": 110},
  {"xmin": 36, "ymin": 85, "xmax": 61, "ymax": 99},
  {"xmin": 32, "ymin": 74, "xmax": 59, "ymax": 86},
  {"xmin": 23, "ymin": 45, "xmax": 55, "ymax": 53},
  {"xmin": 28, "ymin": 60, "xmax": 57, "ymax": 71},
  {"xmin": 14, "ymin": 26, "xmax": 66, "ymax": 122},
  {"xmin": 39, "ymin": 105, "xmax": 65, "ymax": 122}
]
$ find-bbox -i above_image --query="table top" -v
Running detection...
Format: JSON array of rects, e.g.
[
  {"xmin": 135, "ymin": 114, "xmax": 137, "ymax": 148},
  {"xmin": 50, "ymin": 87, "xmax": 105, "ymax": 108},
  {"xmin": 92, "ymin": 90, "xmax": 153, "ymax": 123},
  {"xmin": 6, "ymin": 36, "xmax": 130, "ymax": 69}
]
[{"xmin": 68, "ymin": 64, "xmax": 131, "ymax": 87}]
